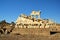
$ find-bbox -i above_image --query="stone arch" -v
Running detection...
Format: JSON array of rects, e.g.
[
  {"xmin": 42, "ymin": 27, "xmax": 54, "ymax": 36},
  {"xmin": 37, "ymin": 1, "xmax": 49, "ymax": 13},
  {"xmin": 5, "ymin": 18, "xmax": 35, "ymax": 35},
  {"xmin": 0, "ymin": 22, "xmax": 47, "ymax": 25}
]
[{"xmin": 0, "ymin": 29, "xmax": 4, "ymax": 34}]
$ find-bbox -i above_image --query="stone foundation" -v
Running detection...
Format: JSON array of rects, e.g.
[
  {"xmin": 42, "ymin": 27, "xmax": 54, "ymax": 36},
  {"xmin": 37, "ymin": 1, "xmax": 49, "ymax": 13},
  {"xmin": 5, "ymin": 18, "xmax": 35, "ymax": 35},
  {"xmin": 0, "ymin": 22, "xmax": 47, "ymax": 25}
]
[{"xmin": 11, "ymin": 28, "xmax": 50, "ymax": 36}]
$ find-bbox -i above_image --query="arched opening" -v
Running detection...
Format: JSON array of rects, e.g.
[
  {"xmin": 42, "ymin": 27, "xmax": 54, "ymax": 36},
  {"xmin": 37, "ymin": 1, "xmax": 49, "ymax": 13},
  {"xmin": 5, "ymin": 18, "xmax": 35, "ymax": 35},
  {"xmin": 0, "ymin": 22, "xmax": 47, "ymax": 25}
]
[
  {"xmin": 7, "ymin": 31, "xmax": 10, "ymax": 34},
  {"xmin": 3, "ymin": 28, "xmax": 6, "ymax": 32},
  {"xmin": 0, "ymin": 30, "xmax": 3, "ymax": 34},
  {"xmin": 50, "ymin": 32, "xmax": 57, "ymax": 35}
]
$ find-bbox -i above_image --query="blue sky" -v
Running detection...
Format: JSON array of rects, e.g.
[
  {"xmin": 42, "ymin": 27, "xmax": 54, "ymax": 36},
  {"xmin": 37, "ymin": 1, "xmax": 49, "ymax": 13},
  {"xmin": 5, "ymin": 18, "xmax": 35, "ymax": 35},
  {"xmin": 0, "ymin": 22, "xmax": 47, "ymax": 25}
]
[{"xmin": 0, "ymin": 0, "xmax": 60, "ymax": 23}]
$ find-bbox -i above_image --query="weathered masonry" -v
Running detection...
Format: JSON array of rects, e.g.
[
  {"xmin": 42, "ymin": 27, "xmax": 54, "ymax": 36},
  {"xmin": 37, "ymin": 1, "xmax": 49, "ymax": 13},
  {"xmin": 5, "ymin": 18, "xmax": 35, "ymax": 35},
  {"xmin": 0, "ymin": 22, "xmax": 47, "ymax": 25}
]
[{"xmin": 11, "ymin": 11, "xmax": 57, "ymax": 36}]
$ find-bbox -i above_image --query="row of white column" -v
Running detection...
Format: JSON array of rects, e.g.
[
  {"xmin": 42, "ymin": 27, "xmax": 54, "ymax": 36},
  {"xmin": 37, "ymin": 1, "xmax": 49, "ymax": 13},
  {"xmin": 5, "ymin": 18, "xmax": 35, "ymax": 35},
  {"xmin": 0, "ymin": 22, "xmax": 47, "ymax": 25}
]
[{"xmin": 15, "ymin": 23, "xmax": 50, "ymax": 28}]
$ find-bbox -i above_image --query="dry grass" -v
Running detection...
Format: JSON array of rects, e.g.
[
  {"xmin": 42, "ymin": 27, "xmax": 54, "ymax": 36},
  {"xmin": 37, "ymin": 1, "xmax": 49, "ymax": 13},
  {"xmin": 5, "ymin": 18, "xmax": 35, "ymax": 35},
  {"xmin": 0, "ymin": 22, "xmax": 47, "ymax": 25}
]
[{"xmin": 0, "ymin": 33, "xmax": 60, "ymax": 40}]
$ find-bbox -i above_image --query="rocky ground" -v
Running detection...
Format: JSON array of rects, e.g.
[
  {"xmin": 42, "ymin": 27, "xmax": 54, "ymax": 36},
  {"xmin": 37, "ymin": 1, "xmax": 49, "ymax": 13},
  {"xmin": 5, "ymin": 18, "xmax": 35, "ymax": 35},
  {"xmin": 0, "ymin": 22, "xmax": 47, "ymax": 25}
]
[{"xmin": 0, "ymin": 33, "xmax": 60, "ymax": 40}]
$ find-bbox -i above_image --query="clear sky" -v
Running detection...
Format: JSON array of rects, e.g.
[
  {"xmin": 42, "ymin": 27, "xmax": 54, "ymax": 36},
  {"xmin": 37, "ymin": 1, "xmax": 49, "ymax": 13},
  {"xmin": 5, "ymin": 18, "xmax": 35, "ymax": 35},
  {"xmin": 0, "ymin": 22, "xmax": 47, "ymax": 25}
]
[{"xmin": 0, "ymin": 0, "xmax": 60, "ymax": 23}]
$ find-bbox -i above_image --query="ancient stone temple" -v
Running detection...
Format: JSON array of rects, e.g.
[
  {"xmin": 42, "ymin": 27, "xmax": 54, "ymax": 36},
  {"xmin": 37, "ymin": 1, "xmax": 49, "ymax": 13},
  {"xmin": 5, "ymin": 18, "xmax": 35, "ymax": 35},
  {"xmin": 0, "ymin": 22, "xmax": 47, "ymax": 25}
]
[
  {"xmin": 15, "ymin": 11, "xmax": 54, "ymax": 28},
  {"xmin": 11, "ymin": 11, "xmax": 56, "ymax": 36}
]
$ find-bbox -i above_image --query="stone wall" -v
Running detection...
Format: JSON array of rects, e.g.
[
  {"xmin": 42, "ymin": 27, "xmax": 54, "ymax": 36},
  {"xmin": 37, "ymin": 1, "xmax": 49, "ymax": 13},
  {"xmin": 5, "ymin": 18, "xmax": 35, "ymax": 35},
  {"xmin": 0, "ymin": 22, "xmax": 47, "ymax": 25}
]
[{"xmin": 11, "ymin": 28, "xmax": 50, "ymax": 36}]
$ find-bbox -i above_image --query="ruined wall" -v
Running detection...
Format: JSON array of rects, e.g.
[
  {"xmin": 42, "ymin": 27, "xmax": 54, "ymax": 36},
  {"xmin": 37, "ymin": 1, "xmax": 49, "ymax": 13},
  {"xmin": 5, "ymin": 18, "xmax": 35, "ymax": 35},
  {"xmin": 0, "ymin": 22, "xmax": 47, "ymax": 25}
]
[
  {"xmin": 11, "ymin": 28, "xmax": 50, "ymax": 36},
  {"xmin": 50, "ymin": 25, "xmax": 60, "ymax": 32}
]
